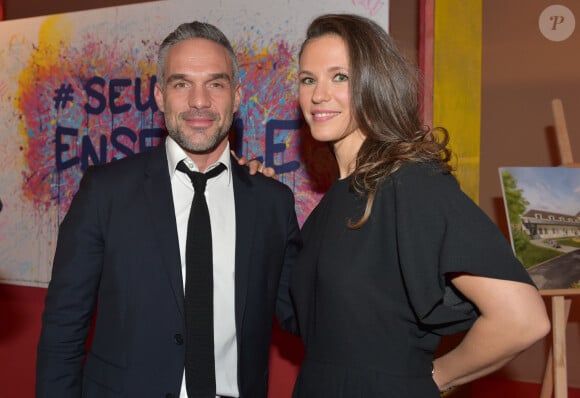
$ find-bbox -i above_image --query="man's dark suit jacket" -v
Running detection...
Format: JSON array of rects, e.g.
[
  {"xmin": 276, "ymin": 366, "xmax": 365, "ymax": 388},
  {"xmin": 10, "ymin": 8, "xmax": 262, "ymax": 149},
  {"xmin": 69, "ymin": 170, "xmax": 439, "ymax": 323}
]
[{"xmin": 36, "ymin": 144, "xmax": 301, "ymax": 398}]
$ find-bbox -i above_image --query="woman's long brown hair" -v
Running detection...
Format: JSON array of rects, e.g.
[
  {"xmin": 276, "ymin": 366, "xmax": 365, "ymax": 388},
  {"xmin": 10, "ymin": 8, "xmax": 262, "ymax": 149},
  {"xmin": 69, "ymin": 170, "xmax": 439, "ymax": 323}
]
[{"xmin": 300, "ymin": 14, "xmax": 453, "ymax": 228}]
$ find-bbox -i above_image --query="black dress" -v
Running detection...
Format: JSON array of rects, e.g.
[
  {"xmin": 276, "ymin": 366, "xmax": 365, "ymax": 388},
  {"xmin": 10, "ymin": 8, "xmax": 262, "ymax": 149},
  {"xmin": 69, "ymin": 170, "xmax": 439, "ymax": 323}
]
[{"xmin": 290, "ymin": 162, "xmax": 534, "ymax": 397}]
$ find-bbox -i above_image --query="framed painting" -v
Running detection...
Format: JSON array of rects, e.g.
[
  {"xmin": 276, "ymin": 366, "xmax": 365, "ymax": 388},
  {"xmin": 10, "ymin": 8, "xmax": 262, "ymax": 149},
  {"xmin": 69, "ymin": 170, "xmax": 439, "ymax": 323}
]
[{"xmin": 499, "ymin": 166, "xmax": 580, "ymax": 292}]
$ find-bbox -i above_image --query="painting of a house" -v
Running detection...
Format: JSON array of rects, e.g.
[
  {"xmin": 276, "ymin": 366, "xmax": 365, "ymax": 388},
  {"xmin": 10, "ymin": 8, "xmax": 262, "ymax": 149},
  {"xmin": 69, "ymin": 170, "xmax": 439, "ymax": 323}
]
[
  {"xmin": 499, "ymin": 167, "xmax": 580, "ymax": 290},
  {"xmin": 522, "ymin": 209, "xmax": 580, "ymax": 240}
]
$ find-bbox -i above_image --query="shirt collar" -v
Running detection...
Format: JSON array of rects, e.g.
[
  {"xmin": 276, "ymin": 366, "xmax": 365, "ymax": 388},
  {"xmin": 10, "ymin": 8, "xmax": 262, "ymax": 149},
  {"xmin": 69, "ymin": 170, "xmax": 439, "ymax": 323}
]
[{"xmin": 165, "ymin": 136, "xmax": 232, "ymax": 185}]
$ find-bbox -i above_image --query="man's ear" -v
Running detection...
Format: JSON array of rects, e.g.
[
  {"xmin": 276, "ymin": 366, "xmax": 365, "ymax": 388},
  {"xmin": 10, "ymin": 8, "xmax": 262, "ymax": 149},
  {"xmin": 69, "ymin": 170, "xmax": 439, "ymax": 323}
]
[
  {"xmin": 154, "ymin": 83, "xmax": 165, "ymax": 113},
  {"xmin": 233, "ymin": 84, "xmax": 242, "ymax": 113}
]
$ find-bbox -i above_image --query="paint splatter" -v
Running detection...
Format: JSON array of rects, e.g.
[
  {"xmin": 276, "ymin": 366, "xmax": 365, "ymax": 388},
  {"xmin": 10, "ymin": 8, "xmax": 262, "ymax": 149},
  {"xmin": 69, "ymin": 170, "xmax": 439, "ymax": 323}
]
[
  {"xmin": 352, "ymin": 0, "xmax": 385, "ymax": 16},
  {"xmin": 15, "ymin": 15, "xmax": 160, "ymax": 217},
  {"xmin": 235, "ymin": 37, "xmax": 336, "ymax": 225},
  {"xmin": 14, "ymin": 18, "xmax": 335, "ymax": 227}
]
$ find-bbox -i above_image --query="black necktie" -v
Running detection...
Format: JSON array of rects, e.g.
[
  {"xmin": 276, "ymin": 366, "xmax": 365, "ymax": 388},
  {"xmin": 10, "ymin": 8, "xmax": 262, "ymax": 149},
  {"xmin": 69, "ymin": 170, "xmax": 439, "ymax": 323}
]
[{"xmin": 177, "ymin": 160, "xmax": 226, "ymax": 398}]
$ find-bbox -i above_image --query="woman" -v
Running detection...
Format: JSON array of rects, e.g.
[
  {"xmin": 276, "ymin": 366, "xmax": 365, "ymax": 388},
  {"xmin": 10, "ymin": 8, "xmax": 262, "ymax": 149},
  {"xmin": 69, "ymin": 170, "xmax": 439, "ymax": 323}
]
[{"xmin": 290, "ymin": 13, "xmax": 550, "ymax": 397}]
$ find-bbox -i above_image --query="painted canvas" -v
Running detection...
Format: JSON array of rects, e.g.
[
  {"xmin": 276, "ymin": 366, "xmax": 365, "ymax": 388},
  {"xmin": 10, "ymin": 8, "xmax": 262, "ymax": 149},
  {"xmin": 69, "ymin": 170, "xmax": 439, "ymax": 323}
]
[
  {"xmin": 0, "ymin": 0, "xmax": 390, "ymax": 286},
  {"xmin": 499, "ymin": 166, "xmax": 580, "ymax": 290}
]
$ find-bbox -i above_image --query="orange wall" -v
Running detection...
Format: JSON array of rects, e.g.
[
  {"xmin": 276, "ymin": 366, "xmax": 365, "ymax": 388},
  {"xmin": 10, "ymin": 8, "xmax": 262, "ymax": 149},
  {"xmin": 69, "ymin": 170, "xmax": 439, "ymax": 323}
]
[
  {"xmin": 0, "ymin": 285, "xmax": 45, "ymax": 398},
  {"xmin": 480, "ymin": 0, "xmax": 580, "ymax": 387}
]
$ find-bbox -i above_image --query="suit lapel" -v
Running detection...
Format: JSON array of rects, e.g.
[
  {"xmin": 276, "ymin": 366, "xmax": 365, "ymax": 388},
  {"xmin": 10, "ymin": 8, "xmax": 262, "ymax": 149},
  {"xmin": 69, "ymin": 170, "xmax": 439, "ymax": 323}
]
[
  {"xmin": 231, "ymin": 160, "xmax": 256, "ymax": 332},
  {"xmin": 142, "ymin": 151, "xmax": 257, "ymax": 324},
  {"xmin": 143, "ymin": 145, "xmax": 185, "ymax": 317}
]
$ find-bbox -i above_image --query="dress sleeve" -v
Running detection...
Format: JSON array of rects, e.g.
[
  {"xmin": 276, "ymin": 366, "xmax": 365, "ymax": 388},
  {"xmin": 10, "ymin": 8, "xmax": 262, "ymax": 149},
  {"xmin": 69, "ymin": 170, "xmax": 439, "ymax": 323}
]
[{"xmin": 392, "ymin": 163, "xmax": 534, "ymax": 335}]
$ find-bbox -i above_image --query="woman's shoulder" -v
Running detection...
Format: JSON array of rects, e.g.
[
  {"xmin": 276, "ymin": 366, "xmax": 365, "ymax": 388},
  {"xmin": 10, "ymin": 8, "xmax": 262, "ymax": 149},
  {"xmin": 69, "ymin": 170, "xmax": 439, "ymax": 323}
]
[
  {"xmin": 385, "ymin": 161, "xmax": 457, "ymax": 192},
  {"xmin": 394, "ymin": 161, "xmax": 450, "ymax": 179}
]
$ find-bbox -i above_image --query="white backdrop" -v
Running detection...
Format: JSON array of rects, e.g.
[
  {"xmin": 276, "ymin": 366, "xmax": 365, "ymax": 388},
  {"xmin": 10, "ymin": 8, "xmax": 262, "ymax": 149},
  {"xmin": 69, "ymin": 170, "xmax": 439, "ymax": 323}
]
[{"xmin": 0, "ymin": 0, "xmax": 389, "ymax": 286}]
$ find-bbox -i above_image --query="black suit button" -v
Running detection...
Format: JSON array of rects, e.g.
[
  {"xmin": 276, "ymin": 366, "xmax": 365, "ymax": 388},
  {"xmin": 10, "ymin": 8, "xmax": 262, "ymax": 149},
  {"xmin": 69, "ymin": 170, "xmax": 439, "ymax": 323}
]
[
  {"xmin": 173, "ymin": 333, "xmax": 183, "ymax": 345},
  {"xmin": 165, "ymin": 394, "xmax": 175, "ymax": 398}
]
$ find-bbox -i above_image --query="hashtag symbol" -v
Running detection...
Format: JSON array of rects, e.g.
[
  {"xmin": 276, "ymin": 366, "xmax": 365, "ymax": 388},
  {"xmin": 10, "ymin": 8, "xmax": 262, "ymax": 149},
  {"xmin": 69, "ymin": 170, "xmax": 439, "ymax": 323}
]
[{"xmin": 53, "ymin": 83, "xmax": 75, "ymax": 109}]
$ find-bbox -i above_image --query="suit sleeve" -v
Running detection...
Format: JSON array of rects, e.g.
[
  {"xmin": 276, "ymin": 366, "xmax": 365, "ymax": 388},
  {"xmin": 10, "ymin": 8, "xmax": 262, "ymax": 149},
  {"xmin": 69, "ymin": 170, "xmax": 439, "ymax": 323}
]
[
  {"xmin": 36, "ymin": 167, "xmax": 104, "ymax": 397},
  {"xmin": 275, "ymin": 188, "xmax": 302, "ymax": 335}
]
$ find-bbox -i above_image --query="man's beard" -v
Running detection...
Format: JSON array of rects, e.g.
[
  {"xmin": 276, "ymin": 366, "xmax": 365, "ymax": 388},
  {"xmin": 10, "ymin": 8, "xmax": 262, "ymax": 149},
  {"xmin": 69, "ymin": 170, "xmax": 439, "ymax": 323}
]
[{"xmin": 166, "ymin": 111, "xmax": 231, "ymax": 154}]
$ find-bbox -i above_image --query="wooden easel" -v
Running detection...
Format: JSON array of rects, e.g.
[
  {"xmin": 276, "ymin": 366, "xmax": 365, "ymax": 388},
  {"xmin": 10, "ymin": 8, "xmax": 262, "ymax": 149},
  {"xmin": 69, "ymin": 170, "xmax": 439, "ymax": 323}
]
[{"xmin": 539, "ymin": 99, "xmax": 580, "ymax": 398}]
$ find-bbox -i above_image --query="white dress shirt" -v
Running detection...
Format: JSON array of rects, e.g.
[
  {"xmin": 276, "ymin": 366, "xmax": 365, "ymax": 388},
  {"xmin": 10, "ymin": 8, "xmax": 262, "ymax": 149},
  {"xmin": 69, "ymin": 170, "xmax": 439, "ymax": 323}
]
[{"xmin": 166, "ymin": 137, "xmax": 239, "ymax": 398}]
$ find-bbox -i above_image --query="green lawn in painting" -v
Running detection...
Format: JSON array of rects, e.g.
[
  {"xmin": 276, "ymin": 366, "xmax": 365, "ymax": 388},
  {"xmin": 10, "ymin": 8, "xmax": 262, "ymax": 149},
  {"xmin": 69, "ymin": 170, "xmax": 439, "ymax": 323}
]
[{"xmin": 518, "ymin": 242, "xmax": 562, "ymax": 268}]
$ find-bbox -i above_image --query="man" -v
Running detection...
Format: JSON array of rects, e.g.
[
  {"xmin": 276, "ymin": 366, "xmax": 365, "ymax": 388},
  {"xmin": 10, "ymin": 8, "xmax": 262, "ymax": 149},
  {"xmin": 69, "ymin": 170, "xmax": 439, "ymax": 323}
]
[{"xmin": 36, "ymin": 21, "xmax": 300, "ymax": 398}]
